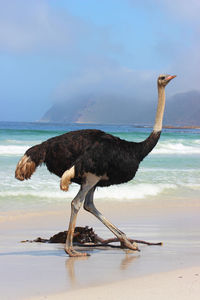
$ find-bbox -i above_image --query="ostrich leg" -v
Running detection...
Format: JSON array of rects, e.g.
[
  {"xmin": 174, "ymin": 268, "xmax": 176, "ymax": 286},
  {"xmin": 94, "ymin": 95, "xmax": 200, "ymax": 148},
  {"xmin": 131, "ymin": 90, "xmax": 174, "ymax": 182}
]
[
  {"xmin": 84, "ymin": 188, "xmax": 138, "ymax": 251},
  {"xmin": 65, "ymin": 174, "xmax": 100, "ymax": 257}
]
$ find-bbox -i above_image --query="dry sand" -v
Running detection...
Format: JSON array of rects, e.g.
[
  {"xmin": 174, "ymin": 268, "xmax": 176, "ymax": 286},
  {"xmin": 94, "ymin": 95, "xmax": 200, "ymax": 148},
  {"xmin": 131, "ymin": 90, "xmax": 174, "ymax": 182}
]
[{"xmin": 0, "ymin": 197, "xmax": 200, "ymax": 299}]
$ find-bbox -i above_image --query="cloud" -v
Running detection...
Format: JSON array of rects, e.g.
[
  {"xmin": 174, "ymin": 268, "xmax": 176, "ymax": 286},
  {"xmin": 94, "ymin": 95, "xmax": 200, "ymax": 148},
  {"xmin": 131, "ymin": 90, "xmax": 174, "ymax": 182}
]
[
  {"xmin": 0, "ymin": 0, "xmax": 199, "ymax": 122},
  {"xmin": 128, "ymin": 0, "xmax": 200, "ymax": 93},
  {"xmin": 54, "ymin": 64, "xmax": 157, "ymax": 103},
  {"xmin": 158, "ymin": 0, "xmax": 200, "ymax": 21},
  {"xmin": 128, "ymin": 0, "xmax": 200, "ymax": 22},
  {"xmin": 47, "ymin": 64, "xmax": 161, "ymax": 124},
  {"xmin": 0, "ymin": 0, "xmax": 92, "ymax": 53},
  {"xmin": 43, "ymin": 65, "xmax": 181, "ymax": 125},
  {"xmin": 0, "ymin": 0, "xmax": 123, "ymax": 57}
]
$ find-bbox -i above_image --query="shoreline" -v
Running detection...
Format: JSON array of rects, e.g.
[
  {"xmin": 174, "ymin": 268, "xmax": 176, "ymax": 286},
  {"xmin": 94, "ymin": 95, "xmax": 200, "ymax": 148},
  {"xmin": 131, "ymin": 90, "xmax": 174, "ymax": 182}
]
[
  {"xmin": 31, "ymin": 265, "xmax": 200, "ymax": 300},
  {"xmin": 1, "ymin": 195, "xmax": 200, "ymax": 224}
]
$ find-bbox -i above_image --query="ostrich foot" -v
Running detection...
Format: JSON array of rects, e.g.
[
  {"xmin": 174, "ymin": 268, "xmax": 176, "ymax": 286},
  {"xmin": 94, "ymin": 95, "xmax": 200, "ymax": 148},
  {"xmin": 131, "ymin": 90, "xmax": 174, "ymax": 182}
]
[
  {"xmin": 60, "ymin": 166, "xmax": 75, "ymax": 191},
  {"xmin": 120, "ymin": 240, "xmax": 139, "ymax": 251},
  {"xmin": 65, "ymin": 247, "xmax": 90, "ymax": 257}
]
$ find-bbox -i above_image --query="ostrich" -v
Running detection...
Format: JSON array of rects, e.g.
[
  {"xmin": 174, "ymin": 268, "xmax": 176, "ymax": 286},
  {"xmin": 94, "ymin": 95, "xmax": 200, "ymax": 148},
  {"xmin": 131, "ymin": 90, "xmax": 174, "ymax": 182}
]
[{"xmin": 15, "ymin": 74, "xmax": 176, "ymax": 257}]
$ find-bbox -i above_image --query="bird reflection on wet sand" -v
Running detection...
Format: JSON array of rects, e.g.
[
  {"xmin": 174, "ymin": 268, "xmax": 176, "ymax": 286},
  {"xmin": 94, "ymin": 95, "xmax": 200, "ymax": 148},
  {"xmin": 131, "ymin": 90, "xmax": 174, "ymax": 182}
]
[
  {"xmin": 120, "ymin": 254, "xmax": 139, "ymax": 270},
  {"xmin": 66, "ymin": 256, "xmax": 89, "ymax": 286},
  {"xmin": 65, "ymin": 250, "xmax": 139, "ymax": 286}
]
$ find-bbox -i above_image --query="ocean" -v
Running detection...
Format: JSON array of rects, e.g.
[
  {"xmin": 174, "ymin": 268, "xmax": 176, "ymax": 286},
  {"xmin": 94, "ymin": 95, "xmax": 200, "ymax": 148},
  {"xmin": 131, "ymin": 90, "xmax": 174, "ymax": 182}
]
[{"xmin": 0, "ymin": 121, "xmax": 199, "ymax": 212}]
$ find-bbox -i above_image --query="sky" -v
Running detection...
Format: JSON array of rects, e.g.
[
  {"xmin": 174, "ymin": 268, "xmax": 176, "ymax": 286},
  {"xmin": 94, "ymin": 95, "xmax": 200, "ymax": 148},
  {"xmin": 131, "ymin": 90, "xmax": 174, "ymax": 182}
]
[{"xmin": 0, "ymin": 0, "xmax": 200, "ymax": 122}]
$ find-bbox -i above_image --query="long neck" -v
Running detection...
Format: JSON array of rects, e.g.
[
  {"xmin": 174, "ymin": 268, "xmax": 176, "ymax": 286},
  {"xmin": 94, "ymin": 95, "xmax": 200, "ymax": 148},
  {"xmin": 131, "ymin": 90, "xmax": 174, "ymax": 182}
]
[
  {"xmin": 153, "ymin": 84, "xmax": 165, "ymax": 132},
  {"xmin": 135, "ymin": 84, "xmax": 165, "ymax": 161}
]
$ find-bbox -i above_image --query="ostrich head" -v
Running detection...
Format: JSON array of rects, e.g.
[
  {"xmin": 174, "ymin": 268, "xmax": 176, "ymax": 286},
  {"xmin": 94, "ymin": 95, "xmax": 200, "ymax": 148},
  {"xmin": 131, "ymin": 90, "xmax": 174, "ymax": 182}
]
[{"xmin": 157, "ymin": 74, "xmax": 176, "ymax": 87}]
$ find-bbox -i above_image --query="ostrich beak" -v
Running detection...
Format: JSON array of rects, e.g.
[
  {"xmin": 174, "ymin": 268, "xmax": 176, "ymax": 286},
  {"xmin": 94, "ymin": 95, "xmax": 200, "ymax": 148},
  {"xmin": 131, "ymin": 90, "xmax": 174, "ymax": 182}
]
[{"xmin": 166, "ymin": 75, "xmax": 176, "ymax": 81}]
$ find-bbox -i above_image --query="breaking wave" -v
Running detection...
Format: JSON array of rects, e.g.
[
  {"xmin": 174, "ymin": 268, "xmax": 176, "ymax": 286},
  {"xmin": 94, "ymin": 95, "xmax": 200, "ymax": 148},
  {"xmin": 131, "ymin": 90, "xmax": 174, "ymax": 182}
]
[
  {"xmin": 0, "ymin": 145, "xmax": 29, "ymax": 156},
  {"xmin": 152, "ymin": 141, "xmax": 200, "ymax": 155},
  {"xmin": 0, "ymin": 141, "xmax": 200, "ymax": 156},
  {"xmin": 0, "ymin": 182, "xmax": 176, "ymax": 202}
]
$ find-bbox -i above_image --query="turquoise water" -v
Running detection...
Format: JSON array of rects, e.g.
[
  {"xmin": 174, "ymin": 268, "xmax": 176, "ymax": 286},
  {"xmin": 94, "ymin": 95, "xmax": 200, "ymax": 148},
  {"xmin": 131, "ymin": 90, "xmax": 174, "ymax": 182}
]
[{"xmin": 0, "ymin": 122, "xmax": 200, "ymax": 212}]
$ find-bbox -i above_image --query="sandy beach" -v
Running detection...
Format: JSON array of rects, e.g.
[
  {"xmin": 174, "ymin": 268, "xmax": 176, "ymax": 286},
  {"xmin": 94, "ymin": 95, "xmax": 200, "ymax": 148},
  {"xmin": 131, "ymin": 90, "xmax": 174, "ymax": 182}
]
[
  {"xmin": 0, "ymin": 197, "xmax": 200, "ymax": 299},
  {"xmin": 32, "ymin": 266, "xmax": 200, "ymax": 300}
]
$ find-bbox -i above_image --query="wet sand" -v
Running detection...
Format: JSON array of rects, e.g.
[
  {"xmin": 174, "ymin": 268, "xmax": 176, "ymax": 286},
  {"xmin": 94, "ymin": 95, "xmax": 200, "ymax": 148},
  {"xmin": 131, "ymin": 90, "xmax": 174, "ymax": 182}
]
[
  {"xmin": 0, "ymin": 197, "xmax": 200, "ymax": 299},
  {"xmin": 31, "ymin": 266, "xmax": 200, "ymax": 300}
]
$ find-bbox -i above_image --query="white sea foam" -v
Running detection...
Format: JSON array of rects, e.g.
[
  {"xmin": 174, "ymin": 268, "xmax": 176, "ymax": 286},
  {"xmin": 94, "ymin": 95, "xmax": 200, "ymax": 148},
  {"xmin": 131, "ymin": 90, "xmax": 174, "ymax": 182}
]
[
  {"xmin": 152, "ymin": 142, "xmax": 200, "ymax": 155},
  {"xmin": 1, "ymin": 142, "xmax": 200, "ymax": 156},
  {"xmin": 0, "ymin": 145, "xmax": 29, "ymax": 155},
  {"xmin": 0, "ymin": 183, "xmax": 176, "ymax": 202},
  {"xmin": 5, "ymin": 139, "xmax": 40, "ymax": 145},
  {"xmin": 94, "ymin": 183, "xmax": 176, "ymax": 201},
  {"xmin": 184, "ymin": 183, "xmax": 200, "ymax": 190}
]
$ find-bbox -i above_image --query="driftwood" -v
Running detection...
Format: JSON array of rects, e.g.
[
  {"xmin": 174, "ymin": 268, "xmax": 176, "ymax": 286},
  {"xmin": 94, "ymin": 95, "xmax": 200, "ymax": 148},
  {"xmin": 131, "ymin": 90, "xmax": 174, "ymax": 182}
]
[{"xmin": 21, "ymin": 226, "xmax": 162, "ymax": 248}]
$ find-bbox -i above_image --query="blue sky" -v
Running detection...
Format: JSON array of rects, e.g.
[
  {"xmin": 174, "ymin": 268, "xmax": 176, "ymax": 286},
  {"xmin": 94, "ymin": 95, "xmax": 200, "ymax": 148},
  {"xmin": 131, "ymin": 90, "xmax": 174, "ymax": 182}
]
[{"xmin": 0, "ymin": 0, "xmax": 199, "ymax": 121}]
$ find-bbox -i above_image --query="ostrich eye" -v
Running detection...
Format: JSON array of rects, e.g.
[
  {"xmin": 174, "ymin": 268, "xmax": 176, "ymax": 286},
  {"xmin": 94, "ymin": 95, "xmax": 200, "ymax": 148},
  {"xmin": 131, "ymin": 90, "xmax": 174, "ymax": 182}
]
[{"xmin": 160, "ymin": 76, "xmax": 165, "ymax": 80}]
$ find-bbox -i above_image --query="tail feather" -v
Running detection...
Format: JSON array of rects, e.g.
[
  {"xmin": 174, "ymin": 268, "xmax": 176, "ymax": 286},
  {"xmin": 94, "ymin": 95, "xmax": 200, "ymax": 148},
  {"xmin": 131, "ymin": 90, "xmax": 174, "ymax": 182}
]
[
  {"xmin": 15, "ymin": 143, "xmax": 46, "ymax": 181},
  {"xmin": 15, "ymin": 155, "xmax": 36, "ymax": 181}
]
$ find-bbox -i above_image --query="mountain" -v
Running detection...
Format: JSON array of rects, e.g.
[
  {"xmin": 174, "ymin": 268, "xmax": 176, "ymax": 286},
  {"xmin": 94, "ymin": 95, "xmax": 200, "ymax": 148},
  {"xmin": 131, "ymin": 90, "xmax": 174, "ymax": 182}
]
[
  {"xmin": 164, "ymin": 91, "xmax": 200, "ymax": 126},
  {"xmin": 40, "ymin": 90, "xmax": 200, "ymax": 126}
]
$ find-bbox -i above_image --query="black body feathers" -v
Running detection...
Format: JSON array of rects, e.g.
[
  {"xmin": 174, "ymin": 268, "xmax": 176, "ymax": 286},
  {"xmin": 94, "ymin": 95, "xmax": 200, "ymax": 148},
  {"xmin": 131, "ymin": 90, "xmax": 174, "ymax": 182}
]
[{"xmin": 19, "ymin": 129, "xmax": 161, "ymax": 187}]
